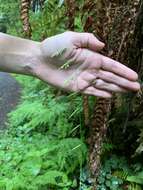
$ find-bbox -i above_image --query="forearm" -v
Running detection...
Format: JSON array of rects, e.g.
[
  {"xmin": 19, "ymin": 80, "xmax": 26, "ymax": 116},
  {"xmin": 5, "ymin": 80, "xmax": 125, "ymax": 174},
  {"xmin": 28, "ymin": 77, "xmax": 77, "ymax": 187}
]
[{"xmin": 0, "ymin": 32, "xmax": 41, "ymax": 75}]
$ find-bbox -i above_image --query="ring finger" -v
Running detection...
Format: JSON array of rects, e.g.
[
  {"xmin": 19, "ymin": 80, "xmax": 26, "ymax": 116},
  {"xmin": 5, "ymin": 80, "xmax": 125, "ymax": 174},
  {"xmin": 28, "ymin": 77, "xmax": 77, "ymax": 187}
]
[
  {"xmin": 93, "ymin": 79, "xmax": 127, "ymax": 93},
  {"xmin": 84, "ymin": 86, "xmax": 112, "ymax": 98},
  {"xmin": 98, "ymin": 70, "xmax": 140, "ymax": 91}
]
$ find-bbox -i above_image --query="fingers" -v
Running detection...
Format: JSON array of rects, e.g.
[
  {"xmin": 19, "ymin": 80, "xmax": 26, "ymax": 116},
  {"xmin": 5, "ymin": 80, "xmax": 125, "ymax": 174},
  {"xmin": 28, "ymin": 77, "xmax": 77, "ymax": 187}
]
[
  {"xmin": 101, "ymin": 56, "xmax": 138, "ymax": 81},
  {"xmin": 75, "ymin": 72, "xmax": 127, "ymax": 96},
  {"xmin": 73, "ymin": 32, "xmax": 105, "ymax": 52},
  {"xmin": 74, "ymin": 70, "xmax": 139, "ymax": 96},
  {"xmin": 78, "ymin": 49, "xmax": 138, "ymax": 82},
  {"xmin": 79, "ymin": 72, "xmax": 127, "ymax": 93},
  {"xmin": 98, "ymin": 70, "xmax": 140, "ymax": 91},
  {"xmin": 94, "ymin": 79, "xmax": 127, "ymax": 93},
  {"xmin": 83, "ymin": 86, "xmax": 112, "ymax": 98}
]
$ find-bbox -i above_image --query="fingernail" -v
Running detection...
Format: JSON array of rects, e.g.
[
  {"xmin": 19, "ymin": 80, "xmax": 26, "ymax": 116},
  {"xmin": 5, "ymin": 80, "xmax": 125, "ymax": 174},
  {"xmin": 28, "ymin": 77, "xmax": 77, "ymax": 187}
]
[
  {"xmin": 100, "ymin": 41, "xmax": 105, "ymax": 47},
  {"xmin": 135, "ymin": 83, "xmax": 141, "ymax": 91}
]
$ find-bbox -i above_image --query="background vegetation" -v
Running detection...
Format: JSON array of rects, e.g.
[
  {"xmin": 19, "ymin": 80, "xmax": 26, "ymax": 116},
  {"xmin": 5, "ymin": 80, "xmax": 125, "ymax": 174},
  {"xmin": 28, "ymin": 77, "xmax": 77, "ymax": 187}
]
[{"xmin": 0, "ymin": 0, "xmax": 143, "ymax": 190}]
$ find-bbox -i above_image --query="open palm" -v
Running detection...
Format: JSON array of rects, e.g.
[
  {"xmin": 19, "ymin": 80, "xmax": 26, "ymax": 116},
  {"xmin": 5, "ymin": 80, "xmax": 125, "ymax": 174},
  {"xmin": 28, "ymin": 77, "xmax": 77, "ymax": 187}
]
[{"xmin": 35, "ymin": 32, "xmax": 140, "ymax": 98}]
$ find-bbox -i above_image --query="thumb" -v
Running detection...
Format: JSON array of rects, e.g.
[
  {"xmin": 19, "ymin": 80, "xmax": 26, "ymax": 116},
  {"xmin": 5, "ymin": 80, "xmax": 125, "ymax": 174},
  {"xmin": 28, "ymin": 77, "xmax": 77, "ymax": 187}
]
[{"xmin": 74, "ymin": 32, "xmax": 105, "ymax": 52}]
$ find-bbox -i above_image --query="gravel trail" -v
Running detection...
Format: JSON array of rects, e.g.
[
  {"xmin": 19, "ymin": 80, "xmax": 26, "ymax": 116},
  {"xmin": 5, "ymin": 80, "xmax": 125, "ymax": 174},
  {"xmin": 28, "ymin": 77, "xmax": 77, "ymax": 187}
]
[{"xmin": 0, "ymin": 72, "xmax": 21, "ymax": 129}]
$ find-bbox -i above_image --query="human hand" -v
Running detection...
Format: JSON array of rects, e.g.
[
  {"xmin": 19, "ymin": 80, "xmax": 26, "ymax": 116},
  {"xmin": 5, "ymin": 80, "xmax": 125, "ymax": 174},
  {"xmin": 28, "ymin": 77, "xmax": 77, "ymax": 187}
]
[{"xmin": 34, "ymin": 31, "xmax": 140, "ymax": 98}]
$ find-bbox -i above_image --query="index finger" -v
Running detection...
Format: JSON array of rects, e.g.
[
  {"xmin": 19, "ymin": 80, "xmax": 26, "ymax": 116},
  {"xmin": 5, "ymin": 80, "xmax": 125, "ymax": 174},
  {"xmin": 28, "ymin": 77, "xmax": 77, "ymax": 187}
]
[{"xmin": 101, "ymin": 56, "xmax": 138, "ymax": 81}]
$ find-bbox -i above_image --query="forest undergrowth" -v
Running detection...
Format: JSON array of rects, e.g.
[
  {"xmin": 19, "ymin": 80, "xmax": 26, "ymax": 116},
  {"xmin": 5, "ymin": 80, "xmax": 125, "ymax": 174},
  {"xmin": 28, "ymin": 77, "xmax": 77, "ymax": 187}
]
[{"xmin": 0, "ymin": 0, "xmax": 143, "ymax": 190}]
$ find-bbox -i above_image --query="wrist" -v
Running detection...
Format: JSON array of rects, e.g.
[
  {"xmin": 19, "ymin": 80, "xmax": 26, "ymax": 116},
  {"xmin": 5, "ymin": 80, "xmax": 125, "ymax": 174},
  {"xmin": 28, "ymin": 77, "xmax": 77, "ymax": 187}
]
[
  {"xmin": 0, "ymin": 33, "xmax": 44, "ymax": 76},
  {"xmin": 26, "ymin": 41, "xmax": 44, "ymax": 77}
]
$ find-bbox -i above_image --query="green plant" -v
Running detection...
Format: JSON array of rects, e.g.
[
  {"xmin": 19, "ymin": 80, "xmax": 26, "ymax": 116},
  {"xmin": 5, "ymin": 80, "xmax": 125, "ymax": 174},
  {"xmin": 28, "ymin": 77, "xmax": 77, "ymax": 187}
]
[
  {"xmin": 114, "ymin": 170, "xmax": 143, "ymax": 190},
  {"xmin": 0, "ymin": 72, "xmax": 87, "ymax": 190},
  {"xmin": 0, "ymin": 132, "xmax": 87, "ymax": 189},
  {"xmin": 1, "ymin": 1, "xmax": 143, "ymax": 190},
  {"xmin": 96, "ymin": 155, "xmax": 143, "ymax": 190},
  {"xmin": 0, "ymin": 0, "xmax": 22, "ymax": 35}
]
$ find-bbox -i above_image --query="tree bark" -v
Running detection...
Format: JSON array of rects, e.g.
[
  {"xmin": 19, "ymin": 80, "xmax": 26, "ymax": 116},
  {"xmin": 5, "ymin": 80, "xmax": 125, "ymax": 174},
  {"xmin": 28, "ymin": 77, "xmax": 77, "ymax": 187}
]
[
  {"xmin": 84, "ymin": 1, "xmax": 141, "ymax": 189},
  {"xmin": 21, "ymin": 0, "xmax": 32, "ymax": 38}
]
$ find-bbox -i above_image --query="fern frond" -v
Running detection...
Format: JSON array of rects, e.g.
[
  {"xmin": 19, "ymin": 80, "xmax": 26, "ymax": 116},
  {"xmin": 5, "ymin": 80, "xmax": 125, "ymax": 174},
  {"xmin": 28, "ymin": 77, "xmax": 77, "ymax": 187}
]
[
  {"xmin": 128, "ymin": 183, "xmax": 142, "ymax": 190},
  {"xmin": 57, "ymin": 138, "xmax": 87, "ymax": 174},
  {"xmin": 113, "ymin": 170, "xmax": 129, "ymax": 181},
  {"xmin": 114, "ymin": 170, "xmax": 143, "ymax": 187}
]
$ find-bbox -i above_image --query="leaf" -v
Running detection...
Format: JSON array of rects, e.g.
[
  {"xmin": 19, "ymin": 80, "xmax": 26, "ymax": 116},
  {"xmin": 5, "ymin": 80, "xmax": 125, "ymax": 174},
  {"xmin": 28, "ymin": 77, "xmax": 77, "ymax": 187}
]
[
  {"xmin": 6, "ymin": 181, "xmax": 13, "ymax": 190},
  {"xmin": 127, "ymin": 176, "xmax": 143, "ymax": 185},
  {"xmin": 137, "ymin": 171, "xmax": 143, "ymax": 178},
  {"xmin": 20, "ymin": 156, "xmax": 42, "ymax": 176},
  {"xmin": 58, "ymin": 0, "xmax": 64, "ymax": 7},
  {"xmin": 36, "ymin": 170, "xmax": 71, "ymax": 187}
]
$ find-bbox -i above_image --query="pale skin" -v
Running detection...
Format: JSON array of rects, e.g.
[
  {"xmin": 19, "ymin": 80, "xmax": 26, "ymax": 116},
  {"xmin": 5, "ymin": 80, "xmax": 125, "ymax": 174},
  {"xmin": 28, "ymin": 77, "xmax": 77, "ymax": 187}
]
[{"xmin": 0, "ymin": 31, "xmax": 140, "ymax": 98}]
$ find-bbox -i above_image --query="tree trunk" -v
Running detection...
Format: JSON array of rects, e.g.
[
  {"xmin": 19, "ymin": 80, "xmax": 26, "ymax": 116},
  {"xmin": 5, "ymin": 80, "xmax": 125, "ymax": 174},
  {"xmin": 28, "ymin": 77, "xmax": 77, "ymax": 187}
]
[
  {"xmin": 84, "ymin": 1, "xmax": 141, "ymax": 189},
  {"xmin": 21, "ymin": 0, "xmax": 32, "ymax": 38}
]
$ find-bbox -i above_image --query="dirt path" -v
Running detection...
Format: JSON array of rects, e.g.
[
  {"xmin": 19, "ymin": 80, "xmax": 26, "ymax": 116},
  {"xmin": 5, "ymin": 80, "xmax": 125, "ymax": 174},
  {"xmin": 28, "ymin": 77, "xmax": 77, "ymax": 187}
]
[{"xmin": 0, "ymin": 72, "xmax": 21, "ymax": 129}]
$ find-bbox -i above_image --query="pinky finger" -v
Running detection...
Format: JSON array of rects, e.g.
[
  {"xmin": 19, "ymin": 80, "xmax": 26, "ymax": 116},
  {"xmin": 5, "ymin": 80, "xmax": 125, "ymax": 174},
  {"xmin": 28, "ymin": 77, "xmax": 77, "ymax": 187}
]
[{"xmin": 84, "ymin": 86, "xmax": 112, "ymax": 98}]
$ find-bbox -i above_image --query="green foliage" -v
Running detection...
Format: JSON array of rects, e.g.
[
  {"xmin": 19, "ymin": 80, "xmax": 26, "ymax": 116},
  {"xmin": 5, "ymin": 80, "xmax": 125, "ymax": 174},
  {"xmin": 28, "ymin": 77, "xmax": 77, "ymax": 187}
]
[
  {"xmin": 0, "ymin": 132, "xmax": 87, "ymax": 189},
  {"xmin": 96, "ymin": 155, "xmax": 125, "ymax": 190},
  {"xmin": 0, "ymin": 1, "xmax": 88, "ymax": 187},
  {"xmin": 0, "ymin": 75, "xmax": 87, "ymax": 190},
  {"xmin": 114, "ymin": 171, "xmax": 143, "ymax": 185},
  {"xmin": 1, "ymin": 0, "xmax": 143, "ymax": 190},
  {"xmin": 96, "ymin": 155, "xmax": 143, "ymax": 190},
  {"xmin": 8, "ymin": 97, "xmax": 73, "ymax": 134},
  {"xmin": 8, "ymin": 76, "xmax": 82, "ymax": 136},
  {"xmin": 113, "ymin": 170, "xmax": 143, "ymax": 190},
  {"xmin": 30, "ymin": 0, "xmax": 66, "ymax": 41},
  {"xmin": 79, "ymin": 156, "xmax": 126, "ymax": 190},
  {"xmin": 0, "ymin": 0, "xmax": 22, "ymax": 35}
]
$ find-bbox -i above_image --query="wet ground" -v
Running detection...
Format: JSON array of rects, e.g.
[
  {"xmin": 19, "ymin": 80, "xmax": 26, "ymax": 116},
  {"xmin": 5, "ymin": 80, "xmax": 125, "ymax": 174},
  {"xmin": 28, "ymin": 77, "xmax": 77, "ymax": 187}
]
[{"xmin": 0, "ymin": 72, "xmax": 21, "ymax": 129}]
